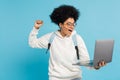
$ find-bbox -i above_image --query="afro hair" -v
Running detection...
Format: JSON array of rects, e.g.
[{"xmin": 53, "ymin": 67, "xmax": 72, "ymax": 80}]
[{"xmin": 50, "ymin": 5, "xmax": 80, "ymax": 25}]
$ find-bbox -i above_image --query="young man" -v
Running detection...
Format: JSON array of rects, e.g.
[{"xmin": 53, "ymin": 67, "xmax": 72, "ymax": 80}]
[{"xmin": 29, "ymin": 5, "xmax": 106, "ymax": 80}]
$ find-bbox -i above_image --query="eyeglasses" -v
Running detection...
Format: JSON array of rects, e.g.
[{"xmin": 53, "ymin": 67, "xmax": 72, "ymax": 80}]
[{"xmin": 64, "ymin": 22, "xmax": 77, "ymax": 27}]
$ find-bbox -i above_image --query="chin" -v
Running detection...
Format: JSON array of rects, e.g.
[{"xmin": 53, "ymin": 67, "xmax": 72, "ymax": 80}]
[{"xmin": 66, "ymin": 34, "xmax": 71, "ymax": 37}]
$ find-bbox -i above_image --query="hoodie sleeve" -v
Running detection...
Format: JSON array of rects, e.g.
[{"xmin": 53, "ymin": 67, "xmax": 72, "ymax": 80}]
[
  {"xmin": 28, "ymin": 27, "xmax": 51, "ymax": 49},
  {"xmin": 76, "ymin": 35, "xmax": 95, "ymax": 69}
]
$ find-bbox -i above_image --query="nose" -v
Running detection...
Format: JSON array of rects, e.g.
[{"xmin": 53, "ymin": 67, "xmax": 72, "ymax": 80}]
[{"xmin": 69, "ymin": 25, "xmax": 74, "ymax": 29}]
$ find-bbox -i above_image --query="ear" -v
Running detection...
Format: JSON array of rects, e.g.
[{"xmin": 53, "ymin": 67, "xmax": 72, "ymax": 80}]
[{"xmin": 59, "ymin": 23, "xmax": 62, "ymax": 28}]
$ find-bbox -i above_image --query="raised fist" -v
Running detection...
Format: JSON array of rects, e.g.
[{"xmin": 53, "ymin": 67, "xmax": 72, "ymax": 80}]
[{"xmin": 34, "ymin": 20, "xmax": 43, "ymax": 29}]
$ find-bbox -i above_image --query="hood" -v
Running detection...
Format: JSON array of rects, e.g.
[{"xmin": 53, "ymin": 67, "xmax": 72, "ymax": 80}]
[{"xmin": 54, "ymin": 30, "xmax": 77, "ymax": 38}]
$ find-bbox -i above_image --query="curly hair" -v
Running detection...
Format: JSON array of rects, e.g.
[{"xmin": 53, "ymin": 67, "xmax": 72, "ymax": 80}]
[{"xmin": 50, "ymin": 5, "xmax": 80, "ymax": 25}]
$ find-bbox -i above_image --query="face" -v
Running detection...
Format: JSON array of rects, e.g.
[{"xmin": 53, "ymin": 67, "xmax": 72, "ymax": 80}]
[{"xmin": 59, "ymin": 18, "xmax": 76, "ymax": 37}]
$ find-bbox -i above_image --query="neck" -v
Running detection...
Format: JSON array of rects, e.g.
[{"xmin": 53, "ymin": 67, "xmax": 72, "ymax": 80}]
[{"xmin": 58, "ymin": 30, "xmax": 66, "ymax": 37}]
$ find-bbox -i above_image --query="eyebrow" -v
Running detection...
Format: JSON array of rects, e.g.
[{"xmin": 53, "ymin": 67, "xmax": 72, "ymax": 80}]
[{"xmin": 66, "ymin": 22, "xmax": 75, "ymax": 24}]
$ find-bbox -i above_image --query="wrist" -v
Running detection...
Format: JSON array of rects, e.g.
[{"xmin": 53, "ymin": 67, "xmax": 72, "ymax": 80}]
[{"xmin": 34, "ymin": 26, "xmax": 39, "ymax": 29}]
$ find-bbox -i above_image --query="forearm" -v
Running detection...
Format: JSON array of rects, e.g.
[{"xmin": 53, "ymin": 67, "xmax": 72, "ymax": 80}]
[{"xmin": 29, "ymin": 27, "xmax": 40, "ymax": 48}]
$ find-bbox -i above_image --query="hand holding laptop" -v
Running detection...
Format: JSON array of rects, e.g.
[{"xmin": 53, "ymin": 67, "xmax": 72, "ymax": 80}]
[
  {"xmin": 73, "ymin": 60, "xmax": 107, "ymax": 69},
  {"xmin": 94, "ymin": 60, "xmax": 106, "ymax": 69}
]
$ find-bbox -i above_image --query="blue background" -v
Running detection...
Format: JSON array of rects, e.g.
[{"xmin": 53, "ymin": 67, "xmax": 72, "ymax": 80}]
[{"xmin": 0, "ymin": 0, "xmax": 120, "ymax": 80}]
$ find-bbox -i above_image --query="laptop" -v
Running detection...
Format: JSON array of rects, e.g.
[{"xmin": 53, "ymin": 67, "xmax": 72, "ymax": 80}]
[
  {"xmin": 73, "ymin": 39, "xmax": 114, "ymax": 67},
  {"xmin": 93, "ymin": 39, "xmax": 114, "ymax": 67}
]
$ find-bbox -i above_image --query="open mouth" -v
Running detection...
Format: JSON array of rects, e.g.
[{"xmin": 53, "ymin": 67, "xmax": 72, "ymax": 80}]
[{"xmin": 68, "ymin": 29, "xmax": 72, "ymax": 32}]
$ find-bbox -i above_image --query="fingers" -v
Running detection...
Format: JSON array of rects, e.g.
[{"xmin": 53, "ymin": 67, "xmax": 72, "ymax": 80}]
[
  {"xmin": 95, "ymin": 60, "xmax": 107, "ymax": 70},
  {"xmin": 98, "ymin": 61, "xmax": 106, "ymax": 67},
  {"xmin": 36, "ymin": 20, "xmax": 43, "ymax": 24},
  {"xmin": 34, "ymin": 20, "xmax": 43, "ymax": 29}
]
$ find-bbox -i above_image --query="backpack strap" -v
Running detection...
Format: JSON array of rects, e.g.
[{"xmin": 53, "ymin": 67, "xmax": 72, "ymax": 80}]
[
  {"xmin": 72, "ymin": 34, "xmax": 80, "ymax": 60},
  {"xmin": 46, "ymin": 32, "xmax": 56, "ymax": 53}
]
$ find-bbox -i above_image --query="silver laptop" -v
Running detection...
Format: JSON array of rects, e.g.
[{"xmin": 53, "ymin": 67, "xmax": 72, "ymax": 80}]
[
  {"xmin": 73, "ymin": 39, "xmax": 114, "ymax": 67},
  {"xmin": 93, "ymin": 39, "xmax": 114, "ymax": 67}
]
